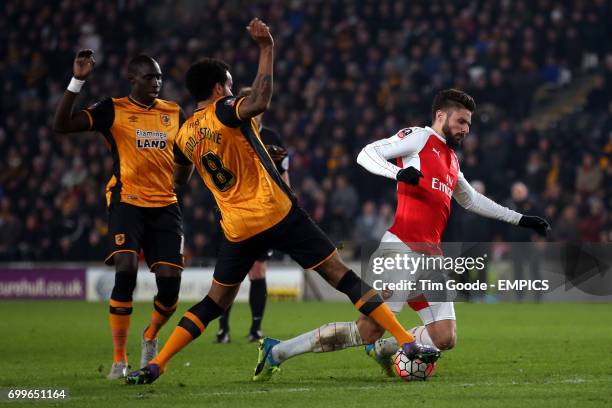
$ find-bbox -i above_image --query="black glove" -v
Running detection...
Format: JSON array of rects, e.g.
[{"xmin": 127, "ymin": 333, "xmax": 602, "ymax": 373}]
[
  {"xmin": 518, "ymin": 215, "xmax": 551, "ymax": 237},
  {"xmin": 396, "ymin": 167, "xmax": 423, "ymax": 185}
]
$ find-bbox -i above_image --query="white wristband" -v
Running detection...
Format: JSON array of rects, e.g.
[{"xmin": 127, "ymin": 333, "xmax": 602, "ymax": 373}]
[{"xmin": 67, "ymin": 77, "xmax": 85, "ymax": 93}]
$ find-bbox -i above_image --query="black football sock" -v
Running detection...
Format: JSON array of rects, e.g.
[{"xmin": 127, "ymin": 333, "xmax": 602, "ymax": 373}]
[
  {"xmin": 249, "ymin": 278, "xmax": 267, "ymax": 332},
  {"xmin": 219, "ymin": 305, "xmax": 231, "ymax": 332}
]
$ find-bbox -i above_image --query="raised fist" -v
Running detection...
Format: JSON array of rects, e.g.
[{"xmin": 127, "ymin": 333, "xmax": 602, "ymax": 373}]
[
  {"xmin": 247, "ymin": 18, "xmax": 273, "ymax": 48},
  {"xmin": 73, "ymin": 49, "xmax": 96, "ymax": 80}
]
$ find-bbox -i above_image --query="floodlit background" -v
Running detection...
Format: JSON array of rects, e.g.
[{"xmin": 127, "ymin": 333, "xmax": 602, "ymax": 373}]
[
  {"xmin": 1, "ymin": 0, "xmax": 610, "ymax": 265},
  {"xmin": 0, "ymin": 2, "xmax": 611, "ymax": 406}
]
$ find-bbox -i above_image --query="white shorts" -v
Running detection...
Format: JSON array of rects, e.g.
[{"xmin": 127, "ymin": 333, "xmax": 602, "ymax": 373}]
[
  {"xmin": 366, "ymin": 231, "xmax": 456, "ymax": 325},
  {"xmin": 404, "ymin": 298, "xmax": 456, "ymax": 326}
]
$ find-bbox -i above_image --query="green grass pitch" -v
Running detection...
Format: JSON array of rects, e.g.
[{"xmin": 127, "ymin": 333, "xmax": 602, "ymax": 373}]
[{"xmin": 0, "ymin": 301, "xmax": 611, "ymax": 407}]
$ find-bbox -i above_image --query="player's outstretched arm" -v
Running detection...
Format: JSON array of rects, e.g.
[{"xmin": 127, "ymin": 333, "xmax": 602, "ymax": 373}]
[
  {"xmin": 453, "ymin": 172, "xmax": 522, "ymax": 224},
  {"xmin": 453, "ymin": 173, "xmax": 550, "ymax": 236},
  {"xmin": 53, "ymin": 49, "xmax": 96, "ymax": 133},
  {"xmin": 238, "ymin": 18, "xmax": 274, "ymax": 120}
]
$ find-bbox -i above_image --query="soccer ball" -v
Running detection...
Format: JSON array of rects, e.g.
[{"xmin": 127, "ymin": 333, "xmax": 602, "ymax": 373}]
[{"xmin": 393, "ymin": 350, "xmax": 437, "ymax": 381}]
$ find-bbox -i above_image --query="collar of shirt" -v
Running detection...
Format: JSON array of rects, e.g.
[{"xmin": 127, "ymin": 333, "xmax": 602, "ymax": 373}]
[{"xmin": 425, "ymin": 126, "xmax": 446, "ymax": 144}]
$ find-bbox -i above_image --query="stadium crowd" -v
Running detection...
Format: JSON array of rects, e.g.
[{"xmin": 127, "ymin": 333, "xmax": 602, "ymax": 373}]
[{"xmin": 1, "ymin": 0, "xmax": 610, "ymax": 263}]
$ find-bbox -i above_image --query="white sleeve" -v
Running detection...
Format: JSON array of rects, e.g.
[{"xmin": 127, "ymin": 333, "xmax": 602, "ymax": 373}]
[
  {"xmin": 356, "ymin": 128, "xmax": 429, "ymax": 180},
  {"xmin": 453, "ymin": 172, "xmax": 522, "ymax": 225}
]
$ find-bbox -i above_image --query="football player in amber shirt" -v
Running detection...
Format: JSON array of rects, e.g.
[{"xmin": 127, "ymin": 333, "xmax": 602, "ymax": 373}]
[
  {"xmin": 215, "ymin": 86, "xmax": 291, "ymax": 344},
  {"xmin": 54, "ymin": 50, "xmax": 193, "ymax": 380},
  {"xmin": 127, "ymin": 18, "xmax": 438, "ymax": 386}
]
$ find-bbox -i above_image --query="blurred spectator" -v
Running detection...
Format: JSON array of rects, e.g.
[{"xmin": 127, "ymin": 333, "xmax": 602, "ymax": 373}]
[
  {"xmin": 504, "ymin": 182, "xmax": 543, "ymax": 301},
  {"xmin": 328, "ymin": 174, "xmax": 358, "ymax": 242},
  {"xmin": 504, "ymin": 182, "xmax": 541, "ymax": 242},
  {"xmin": 553, "ymin": 206, "xmax": 580, "ymax": 241},
  {"xmin": 460, "ymin": 181, "xmax": 495, "ymax": 242},
  {"xmin": 575, "ymin": 153, "xmax": 603, "ymax": 194},
  {"xmin": 586, "ymin": 75, "xmax": 609, "ymax": 113},
  {"xmin": 353, "ymin": 201, "xmax": 380, "ymax": 243},
  {"xmin": 456, "ymin": 181, "xmax": 493, "ymax": 301},
  {"xmin": 372, "ymin": 203, "xmax": 394, "ymax": 241},
  {"xmin": 578, "ymin": 198, "xmax": 605, "ymax": 242},
  {"xmin": 524, "ymin": 152, "xmax": 548, "ymax": 193}
]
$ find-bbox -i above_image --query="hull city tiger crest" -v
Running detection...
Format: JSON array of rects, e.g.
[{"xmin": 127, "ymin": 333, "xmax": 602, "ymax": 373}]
[
  {"xmin": 160, "ymin": 113, "xmax": 171, "ymax": 126},
  {"xmin": 115, "ymin": 233, "xmax": 125, "ymax": 246}
]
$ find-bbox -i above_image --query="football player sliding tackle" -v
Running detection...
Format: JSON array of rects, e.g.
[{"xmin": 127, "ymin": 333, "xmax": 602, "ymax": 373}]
[
  {"xmin": 126, "ymin": 18, "xmax": 438, "ymax": 385},
  {"xmin": 255, "ymin": 89, "xmax": 550, "ymax": 379}
]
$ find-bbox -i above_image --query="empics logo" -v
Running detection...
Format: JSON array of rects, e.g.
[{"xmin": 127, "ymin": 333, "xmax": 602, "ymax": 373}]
[{"xmin": 136, "ymin": 129, "xmax": 167, "ymax": 149}]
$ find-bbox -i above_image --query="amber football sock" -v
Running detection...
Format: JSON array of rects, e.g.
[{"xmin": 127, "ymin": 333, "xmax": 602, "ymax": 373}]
[
  {"xmin": 144, "ymin": 298, "xmax": 178, "ymax": 341},
  {"xmin": 336, "ymin": 270, "xmax": 415, "ymax": 345},
  {"xmin": 151, "ymin": 296, "xmax": 223, "ymax": 370},
  {"xmin": 109, "ymin": 299, "xmax": 133, "ymax": 363},
  {"xmin": 368, "ymin": 303, "xmax": 414, "ymax": 345}
]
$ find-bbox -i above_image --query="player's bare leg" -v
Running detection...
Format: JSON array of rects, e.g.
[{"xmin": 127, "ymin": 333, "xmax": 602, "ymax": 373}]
[
  {"xmin": 107, "ymin": 252, "xmax": 138, "ymax": 379},
  {"xmin": 423, "ymin": 319, "xmax": 456, "ymax": 350},
  {"xmin": 141, "ymin": 264, "xmax": 182, "ymax": 367},
  {"xmin": 126, "ymin": 281, "xmax": 238, "ymax": 384}
]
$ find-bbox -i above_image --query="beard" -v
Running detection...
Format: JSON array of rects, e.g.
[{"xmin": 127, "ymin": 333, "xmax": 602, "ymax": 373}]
[{"xmin": 442, "ymin": 119, "xmax": 464, "ymax": 149}]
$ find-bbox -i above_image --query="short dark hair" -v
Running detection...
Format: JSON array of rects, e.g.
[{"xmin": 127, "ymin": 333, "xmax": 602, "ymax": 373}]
[
  {"xmin": 431, "ymin": 89, "xmax": 476, "ymax": 121},
  {"xmin": 127, "ymin": 54, "xmax": 157, "ymax": 74},
  {"xmin": 185, "ymin": 58, "xmax": 230, "ymax": 102}
]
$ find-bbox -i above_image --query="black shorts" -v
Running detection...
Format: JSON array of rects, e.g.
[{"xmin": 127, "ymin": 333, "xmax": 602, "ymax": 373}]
[
  {"xmin": 213, "ymin": 206, "xmax": 336, "ymax": 286},
  {"xmin": 105, "ymin": 202, "xmax": 184, "ymax": 270}
]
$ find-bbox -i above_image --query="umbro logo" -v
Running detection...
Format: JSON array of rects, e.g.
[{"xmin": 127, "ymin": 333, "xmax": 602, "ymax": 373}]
[
  {"xmin": 432, "ymin": 148, "xmax": 441, "ymax": 158},
  {"xmin": 128, "ymin": 115, "xmax": 138, "ymax": 123}
]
